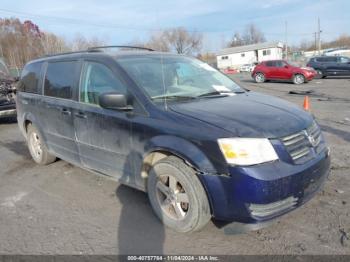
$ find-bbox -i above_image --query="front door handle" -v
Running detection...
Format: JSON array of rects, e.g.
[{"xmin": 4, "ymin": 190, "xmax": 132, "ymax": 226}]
[
  {"xmin": 61, "ymin": 108, "xmax": 71, "ymax": 116},
  {"xmin": 74, "ymin": 112, "xmax": 87, "ymax": 119}
]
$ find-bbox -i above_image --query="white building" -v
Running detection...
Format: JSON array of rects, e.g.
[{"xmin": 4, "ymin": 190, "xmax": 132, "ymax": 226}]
[{"xmin": 216, "ymin": 42, "xmax": 284, "ymax": 70}]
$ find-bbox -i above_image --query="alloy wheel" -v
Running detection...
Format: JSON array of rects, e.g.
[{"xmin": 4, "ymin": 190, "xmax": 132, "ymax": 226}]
[
  {"xmin": 29, "ymin": 132, "xmax": 42, "ymax": 161},
  {"xmin": 156, "ymin": 174, "xmax": 190, "ymax": 220},
  {"xmin": 294, "ymin": 74, "xmax": 304, "ymax": 84},
  {"xmin": 255, "ymin": 73, "xmax": 265, "ymax": 83}
]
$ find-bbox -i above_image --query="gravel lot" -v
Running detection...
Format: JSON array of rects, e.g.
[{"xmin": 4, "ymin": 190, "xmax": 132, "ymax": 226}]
[{"xmin": 0, "ymin": 74, "xmax": 349, "ymax": 255}]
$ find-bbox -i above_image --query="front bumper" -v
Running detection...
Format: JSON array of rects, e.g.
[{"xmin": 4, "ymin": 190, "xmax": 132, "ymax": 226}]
[
  {"xmin": 304, "ymin": 71, "xmax": 316, "ymax": 81},
  {"xmin": 0, "ymin": 103, "xmax": 16, "ymax": 118},
  {"xmin": 199, "ymin": 147, "xmax": 330, "ymax": 223}
]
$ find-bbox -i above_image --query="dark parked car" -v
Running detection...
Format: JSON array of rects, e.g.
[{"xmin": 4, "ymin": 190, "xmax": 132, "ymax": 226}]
[
  {"xmin": 252, "ymin": 60, "xmax": 316, "ymax": 84},
  {"xmin": 0, "ymin": 59, "xmax": 16, "ymax": 118},
  {"xmin": 306, "ymin": 56, "xmax": 350, "ymax": 78},
  {"xmin": 16, "ymin": 47, "xmax": 330, "ymax": 232}
]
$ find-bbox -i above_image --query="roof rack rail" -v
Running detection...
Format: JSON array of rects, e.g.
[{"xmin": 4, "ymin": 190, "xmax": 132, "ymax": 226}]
[
  {"xmin": 87, "ymin": 45, "xmax": 155, "ymax": 52},
  {"xmin": 43, "ymin": 50, "xmax": 90, "ymax": 58},
  {"xmin": 40, "ymin": 45, "xmax": 154, "ymax": 59}
]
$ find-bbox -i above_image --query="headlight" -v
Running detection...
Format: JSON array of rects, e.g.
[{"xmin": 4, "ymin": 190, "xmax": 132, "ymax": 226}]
[{"xmin": 218, "ymin": 138, "xmax": 278, "ymax": 165}]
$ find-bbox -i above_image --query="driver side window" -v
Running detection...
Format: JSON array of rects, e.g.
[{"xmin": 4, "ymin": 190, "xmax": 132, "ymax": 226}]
[{"xmin": 80, "ymin": 61, "xmax": 126, "ymax": 105}]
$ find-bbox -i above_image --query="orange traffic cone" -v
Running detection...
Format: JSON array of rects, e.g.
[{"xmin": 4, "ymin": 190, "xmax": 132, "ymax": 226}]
[{"xmin": 303, "ymin": 96, "xmax": 310, "ymax": 111}]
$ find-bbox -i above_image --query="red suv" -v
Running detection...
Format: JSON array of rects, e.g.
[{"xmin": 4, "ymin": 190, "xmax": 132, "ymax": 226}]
[{"xmin": 252, "ymin": 60, "xmax": 316, "ymax": 84}]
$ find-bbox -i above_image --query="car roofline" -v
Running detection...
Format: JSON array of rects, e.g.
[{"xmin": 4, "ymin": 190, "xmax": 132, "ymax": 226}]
[{"xmin": 25, "ymin": 49, "xmax": 184, "ymax": 65}]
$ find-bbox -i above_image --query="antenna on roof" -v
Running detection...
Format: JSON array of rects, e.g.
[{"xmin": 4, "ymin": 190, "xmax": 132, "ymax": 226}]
[{"xmin": 87, "ymin": 45, "xmax": 155, "ymax": 52}]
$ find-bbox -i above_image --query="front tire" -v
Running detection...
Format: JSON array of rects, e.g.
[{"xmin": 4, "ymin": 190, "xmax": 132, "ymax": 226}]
[
  {"xmin": 147, "ymin": 156, "xmax": 211, "ymax": 233},
  {"xmin": 27, "ymin": 124, "xmax": 56, "ymax": 165},
  {"xmin": 293, "ymin": 74, "xmax": 305, "ymax": 84},
  {"xmin": 315, "ymin": 69, "xmax": 323, "ymax": 79},
  {"xmin": 254, "ymin": 72, "xmax": 265, "ymax": 83},
  {"xmin": 315, "ymin": 69, "xmax": 327, "ymax": 79}
]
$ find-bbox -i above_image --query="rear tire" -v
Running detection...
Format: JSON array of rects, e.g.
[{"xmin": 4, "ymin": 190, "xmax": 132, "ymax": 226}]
[
  {"xmin": 147, "ymin": 156, "xmax": 211, "ymax": 233},
  {"xmin": 293, "ymin": 74, "xmax": 305, "ymax": 84},
  {"xmin": 27, "ymin": 124, "xmax": 56, "ymax": 165},
  {"xmin": 254, "ymin": 72, "xmax": 265, "ymax": 83}
]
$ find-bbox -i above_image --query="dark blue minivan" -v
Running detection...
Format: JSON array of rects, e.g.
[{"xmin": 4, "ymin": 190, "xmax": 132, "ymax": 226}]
[{"xmin": 16, "ymin": 47, "xmax": 330, "ymax": 232}]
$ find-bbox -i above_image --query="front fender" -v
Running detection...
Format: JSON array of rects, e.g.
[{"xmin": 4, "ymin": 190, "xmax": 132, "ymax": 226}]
[{"xmin": 144, "ymin": 135, "xmax": 218, "ymax": 174}]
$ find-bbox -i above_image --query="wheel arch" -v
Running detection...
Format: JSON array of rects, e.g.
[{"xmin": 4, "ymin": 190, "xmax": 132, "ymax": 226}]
[
  {"xmin": 293, "ymin": 72, "xmax": 306, "ymax": 78},
  {"xmin": 21, "ymin": 112, "xmax": 48, "ymax": 144},
  {"xmin": 141, "ymin": 139, "xmax": 217, "ymax": 218},
  {"xmin": 141, "ymin": 135, "xmax": 219, "ymax": 181},
  {"xmin": 254, "ymin": 71, "xmax": 264, "ymax": 76}
]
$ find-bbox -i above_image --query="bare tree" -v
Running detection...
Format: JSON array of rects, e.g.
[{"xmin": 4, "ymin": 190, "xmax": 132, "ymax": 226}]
[
  {"xmin": 145, "ymin": 27, "xmax": 202, "ymax": 55},
  {"xmin": 70, "ymin": 34, "xmax": 106, "ymax": 51},
  {"xmin": 163, "ymin": 27, "xmax": 202, "ymax": 54},
  {"xmin": 227, "ymin": 32, "xmax": 245, "ymax": 47},
  {"xmin": 322, "ymin": 34, "xmax": 350, "ymax": 49},
  {"xmin": 0, "ymin": 18, "xmax": 45, "ymax": 68},
  {"xmin": 242, "ymin": 24, "xmax": 266, "ymax": 45},
  {"xmin": 146, "ymin": 32, "xmax": 170, "ymax": 52},
  {"xmin": 227, "ymin": 24, "xmax": 266, "ymax": 47},
  {"xmin": 41, "ymin": 33, "xmax": 69, "ymax": 55}
]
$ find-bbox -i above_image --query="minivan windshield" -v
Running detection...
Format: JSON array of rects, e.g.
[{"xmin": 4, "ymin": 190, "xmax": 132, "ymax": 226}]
[{"xmin": 117, "ymin": 55, "xmax": 244, "ymax": 100}]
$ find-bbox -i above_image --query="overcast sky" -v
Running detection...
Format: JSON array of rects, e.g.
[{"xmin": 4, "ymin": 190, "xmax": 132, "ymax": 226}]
[{"xmin": 1, "ymin": 0, "xmax": 349, "ymax": 52}]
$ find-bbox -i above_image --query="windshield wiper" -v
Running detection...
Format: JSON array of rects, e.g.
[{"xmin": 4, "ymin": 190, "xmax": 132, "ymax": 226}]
[
  {"xmin": 151, "ymin": 95, "xmax": 196, "ymax": 101},
  {"xmin": 197, "ymin": 91, "xmax": 231, "ymax": 97},
  {"xmin": 197, "ymin": 90, "xmax": 244, "ymax": 98}
]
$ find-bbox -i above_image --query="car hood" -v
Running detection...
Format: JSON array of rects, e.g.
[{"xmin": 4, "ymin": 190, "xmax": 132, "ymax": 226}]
[{"xmin": 170, "ymin": 92, "xmax": 313, "ymax": 138}]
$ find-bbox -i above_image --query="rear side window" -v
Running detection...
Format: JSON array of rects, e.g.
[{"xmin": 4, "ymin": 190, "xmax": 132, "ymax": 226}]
[
  {"xmin": 316, "ymin": 57, "xmax": 326, "ymax": 62},
  {"xmin": 265, "ymin": 61, "xmax": 275, "ymax": 67},
  {"xmin": 44, "ymin": 61, "xmax": 79, "ymax": 99},
  {"xmin": 327, "ymin": 57, "xmax": 337, "ymax": 62},
  {"xmin": 316, "ymin": 57, "xmax": 336, "ymax": 62},
  {"xmin": 19, "ymin": 62, "xmax": 43, "ymax": 93}
]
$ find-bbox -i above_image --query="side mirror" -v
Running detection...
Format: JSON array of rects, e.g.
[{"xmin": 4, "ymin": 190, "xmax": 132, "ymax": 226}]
[
  {"xmin": 284, "ymin": 65, "xmax": 289, "ymax": 68},
  {"xmin": 99, "ymin": 92, "xmax": 133, "ymax": 111}
]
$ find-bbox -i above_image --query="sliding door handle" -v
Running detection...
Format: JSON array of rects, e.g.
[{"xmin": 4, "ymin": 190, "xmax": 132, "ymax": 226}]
[
  {"xmin": 74, "ymin": 112, "xmax": 87, "ymax": 119},
  {"xmin": 61, "ymin": 108, "xmax": 71, "ymax": 116}
]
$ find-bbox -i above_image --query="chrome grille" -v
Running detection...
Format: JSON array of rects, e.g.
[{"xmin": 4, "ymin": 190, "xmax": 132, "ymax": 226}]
[{"xmin": 281, "ymin": 121, "xmax": 325, "ymax": 164}]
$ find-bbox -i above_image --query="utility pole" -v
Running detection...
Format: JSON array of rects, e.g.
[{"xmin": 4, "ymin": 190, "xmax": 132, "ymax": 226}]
[
  {"xmin": 317, "ymin": 17, "xmax": 322, "ymax": 55},
  {"xmin": 285, "ymin": 21, "xmax": 288, "ymax": 60},
  {"xmin": 314, "ymin": 32, "xmax": 317, "ymax": 55}
]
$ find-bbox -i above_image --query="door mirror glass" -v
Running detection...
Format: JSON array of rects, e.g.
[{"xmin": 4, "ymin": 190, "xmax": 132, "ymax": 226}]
[{"xmin": 99, "ymin": 92, "xmax": 133, "ymax": 111}]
